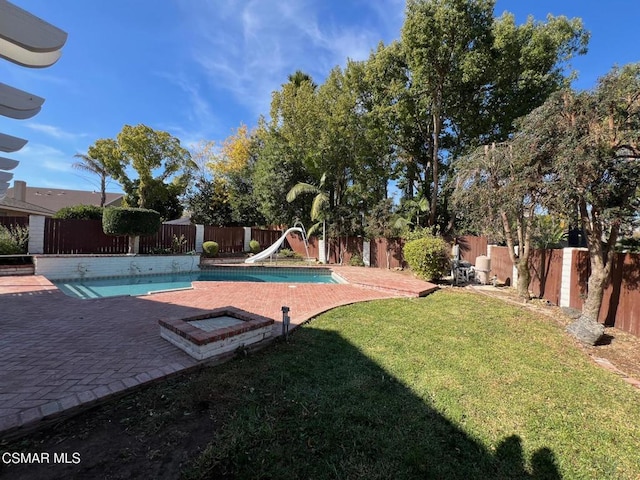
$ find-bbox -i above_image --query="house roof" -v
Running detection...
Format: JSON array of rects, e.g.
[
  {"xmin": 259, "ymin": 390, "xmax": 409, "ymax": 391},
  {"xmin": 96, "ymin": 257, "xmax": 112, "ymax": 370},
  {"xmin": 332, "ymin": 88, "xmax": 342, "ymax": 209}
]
[
  {"xmin": 0, "ymin": 195, "xmax": 55, "ymax": 216},
  {"xmin": 5, "ymin": 185, "xmax": 123, "ymax": 212}
]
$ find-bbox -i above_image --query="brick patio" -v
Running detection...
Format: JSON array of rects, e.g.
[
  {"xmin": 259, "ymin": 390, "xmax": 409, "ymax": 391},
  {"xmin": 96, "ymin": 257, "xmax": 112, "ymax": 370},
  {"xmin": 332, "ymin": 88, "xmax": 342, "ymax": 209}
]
[{"xmin": 0, "ymin": 265, "xmax": 437, "ymax": 438}]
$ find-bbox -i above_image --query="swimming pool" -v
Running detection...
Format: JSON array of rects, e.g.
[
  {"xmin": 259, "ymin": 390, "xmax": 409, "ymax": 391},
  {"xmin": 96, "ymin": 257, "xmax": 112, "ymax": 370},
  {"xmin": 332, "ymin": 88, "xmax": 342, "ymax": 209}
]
[{"xmin": 53, "ymin": 267, "xmax": 339, "ymax": 299}]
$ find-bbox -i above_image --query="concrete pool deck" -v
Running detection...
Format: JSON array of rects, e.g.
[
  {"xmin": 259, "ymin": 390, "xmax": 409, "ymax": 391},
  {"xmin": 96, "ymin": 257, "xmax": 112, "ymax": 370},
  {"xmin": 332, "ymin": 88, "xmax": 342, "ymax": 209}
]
[{"xmin": 0, "ymin": 265, "xmax": 437, "ymax": 438}]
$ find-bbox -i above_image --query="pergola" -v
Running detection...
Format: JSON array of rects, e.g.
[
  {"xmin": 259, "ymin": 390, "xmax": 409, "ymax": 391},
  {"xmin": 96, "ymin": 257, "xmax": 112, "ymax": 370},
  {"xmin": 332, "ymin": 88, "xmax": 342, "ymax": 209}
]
[{"xmin": 0, "ymin": 0, "xmax": 67, "ymax": 199}]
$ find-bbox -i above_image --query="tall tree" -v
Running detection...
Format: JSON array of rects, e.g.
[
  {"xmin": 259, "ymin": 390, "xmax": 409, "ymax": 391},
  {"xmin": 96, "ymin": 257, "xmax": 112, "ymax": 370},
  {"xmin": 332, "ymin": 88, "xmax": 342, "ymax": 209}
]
[
  {"xmin": 114, "ymin": 124, "xmax": 194, "ymax": 209},
  {"xmin": 398, "ymin": 1, "xmax": 587, "ymax": 230},
  {"xmin": 526, "ymin": 64, "xmax": 640, "ymax": 344},
  {"xmin": 185, "ymin": 177, "xmax": 233, "ymax": 226},
  {"xmin": 477, "ymin": 12, "xmax": 589, "ymax": 145},
  {"xmin": 73, "ymin": 138, "xmax": 123, "ymax": 207},
  {"xmin": 401, "ymin": 0, "xmax": 495, "ymax": 226},
  {"xmin": 452, "ymin": 140, "xmax": 551, "ymax": 299},
  {"xmin": 72, "ymin": 153, "xmax": 110, "ymax": 208},
  {"xmin": 254, "ymin": 73, "xmax": 320, "ymax": 226}
]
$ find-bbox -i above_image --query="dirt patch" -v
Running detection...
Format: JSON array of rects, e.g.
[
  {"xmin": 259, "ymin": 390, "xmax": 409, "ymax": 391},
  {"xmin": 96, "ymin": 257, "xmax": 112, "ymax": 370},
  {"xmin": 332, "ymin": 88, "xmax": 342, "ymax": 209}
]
[{"xmin": 0, "ymin": 372, "xmax": 225, "ymax": 480}]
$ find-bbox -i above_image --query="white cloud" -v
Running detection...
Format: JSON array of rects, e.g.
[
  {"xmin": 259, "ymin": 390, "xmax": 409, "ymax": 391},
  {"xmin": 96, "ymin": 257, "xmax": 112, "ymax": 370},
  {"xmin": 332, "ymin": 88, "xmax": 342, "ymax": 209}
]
[
  {"xmin": 26, "ymin": 123, "xmax": 88, "ymax": 142},
  {"xmin": 12, "ymin": 143, "xmax": 72, "ymax": 172},
  {"xmin": 155, "ymin": 71, "xmax": 221, "ymax": 134},
  {"xmin": 178, "ymin": 0, "xmax": 403, "ymax": 119}
]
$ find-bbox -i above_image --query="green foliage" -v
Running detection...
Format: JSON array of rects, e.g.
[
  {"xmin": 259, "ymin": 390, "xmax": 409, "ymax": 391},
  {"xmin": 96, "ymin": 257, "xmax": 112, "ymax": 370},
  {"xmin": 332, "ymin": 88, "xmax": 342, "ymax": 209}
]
[
  {"xmin": 401, "ymin": 226, "xmax": 438, "ymax": 242},
  {"xmin": 102, "ymin": 207, "xmax": 161, "ymax": 237},
  {"xmin": 186, "ymin": 178, "xmax": 233, "ymax": 227},
  {"xmin": 532, "ymin": 215, "xmax": 567, "ymax": 249},
  {"xmin": 249, "ymin": 240, "xmax": 260, "ymax": 254},
  {"xmin": 517, "ymin": 63, "xmax": 640, "ymax": 320},
  {"xmin": 54, "ymin": 204, "xmax": 103, "ymax": 220},
  {"xmin": 617, "ymin": 236, "xmax": 640, "ymax": 253},
  {"xmin": 74, "ymin": 138, "xmax": 123, "ymax": 207},
  {"xmin": 171, "ymin": 234, "xmax": 187, "ymax": 254},
  {"xmin": 403, "ymin": 235, "xmax": 450, "ymax": 281},
  {"xmin": 349, "ymin": 253, "xmax": 365, "ymax": 266},
  {"xmin": 202, "ymin": 241, "xmax": 219, "ymax": 258},
  {"xmin": 149, "ymin": 234, "xmax": 188, "ymax": 255},
  {"xmin": 278, "ymin": 248, "xmax": 301, "ymax": 259},
  {"xmin": 88, "ymin": 124, "xmax": 194, "ymax": 216},
  {"xmin": 123, "ymin": 178, "xmax": 184, "ymax": 221},
  {"xmin": 0, "ymin": 224, "xmax": 28, "ymax": 254},
  {"xmin": 365, "ymin": 198, "xmax": 398, "ymax": 240}
]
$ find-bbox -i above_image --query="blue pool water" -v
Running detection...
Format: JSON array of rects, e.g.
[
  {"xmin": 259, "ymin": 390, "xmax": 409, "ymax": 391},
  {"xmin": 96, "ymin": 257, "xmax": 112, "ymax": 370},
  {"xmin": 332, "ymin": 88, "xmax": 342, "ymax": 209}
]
[{"xmin": 53, "ymin": 267, "xmax": 338, "ymax": 299}]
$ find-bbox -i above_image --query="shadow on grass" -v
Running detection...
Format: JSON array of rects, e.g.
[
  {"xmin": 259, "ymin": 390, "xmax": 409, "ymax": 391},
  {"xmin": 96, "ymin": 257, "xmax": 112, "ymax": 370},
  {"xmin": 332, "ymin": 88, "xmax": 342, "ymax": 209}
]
[
  {"xmin": 0, "ymin": 310, "xmax": 563, "ymax": 479},
  {"xmin": 184, "ymin": 327, "xmax": 562, "ymax": 479}
]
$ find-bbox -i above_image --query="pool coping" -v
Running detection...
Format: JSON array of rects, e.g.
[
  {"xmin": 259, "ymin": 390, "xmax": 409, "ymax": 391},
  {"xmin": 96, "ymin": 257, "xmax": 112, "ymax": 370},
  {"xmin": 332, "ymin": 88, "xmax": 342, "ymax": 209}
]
[{"xmin": 50, "ymin": 265, "xmax": 345, "ymax": 299}]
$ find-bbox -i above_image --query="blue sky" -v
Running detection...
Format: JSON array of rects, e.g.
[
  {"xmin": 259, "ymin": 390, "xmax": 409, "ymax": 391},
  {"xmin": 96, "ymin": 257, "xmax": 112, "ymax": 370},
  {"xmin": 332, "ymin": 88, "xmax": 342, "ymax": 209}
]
[{"xmin": 2, "ymin": 0, "xmax": 638, "ymax": 194}]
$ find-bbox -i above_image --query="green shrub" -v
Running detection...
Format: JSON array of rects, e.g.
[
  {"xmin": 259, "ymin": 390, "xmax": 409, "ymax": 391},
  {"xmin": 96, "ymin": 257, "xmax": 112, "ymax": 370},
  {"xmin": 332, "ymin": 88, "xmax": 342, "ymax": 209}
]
[
  {"xmin": 102, "ymin": 207, "xmax": 161, "ymax": 237},
  {"xmin": 279, "ymin": 248, "xmax": 302, "ymax": 259},
  {"xmin": 402, "ymin": 226, "xmax": 438, "ymax": 242},
  {"xmin": 202, "ymin": 241, "xmax": 219, "ymax": 257},
  {"xmin": 0, "ymin": 225, "xmax": 28, "ymax": 254},
  {"xmin": 54, "ymin": 205, "xmax": 103, "ymax": 220},
  {"xmin": 349, "ymin": 253, "xmax": 365, "ymax": 266},
  {"xmin": 249, "ymin": 240, "xmax": 260, "ymax": 253},
  {"xmin": 403, "ymin": 235, "xmax": 450, "ymax": 281}
]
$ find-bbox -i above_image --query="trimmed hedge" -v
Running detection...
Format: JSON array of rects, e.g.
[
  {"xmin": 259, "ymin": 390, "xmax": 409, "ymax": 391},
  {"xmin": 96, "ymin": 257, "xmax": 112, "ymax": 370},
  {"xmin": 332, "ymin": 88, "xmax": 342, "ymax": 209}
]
[
  {"xmin": 102, "ymin": 207, "xmax": 161, "ymax": 237},
  {"xmin": 403, "ymin": 235, "xmax": 450, "ymax": 281},
  {"xmin": 249, "ymin": 239, "xmax": 260, "ymax": 254},
  {"xmin": 54, "ymin": 205, "xmax": 103, "ymax": 220},
  {"xmin": 202, "ymin": 241, "xmax": 219, "ymax": 257}
]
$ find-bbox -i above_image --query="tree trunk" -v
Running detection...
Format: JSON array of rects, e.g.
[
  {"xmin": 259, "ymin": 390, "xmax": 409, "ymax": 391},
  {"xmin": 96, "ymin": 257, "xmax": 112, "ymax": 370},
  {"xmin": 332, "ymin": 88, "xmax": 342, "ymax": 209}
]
[
  {"xmin": 127, "ymin": 236, "xmax": 139, "ymax": 255},
  {"xmin": 567, "ymin": 264, "xmax": 606, "ymax": 346},
  {"xmin": 100, "ymin": 176, "xmax": 106, "ymax": 208},
  {"xmin": 516, "ymin": 258, "xmax": 531, "ymax": 300},
  {"xmin": 429, "ymin": 97, "xmax": 442, "ymax": 226},
  {"xmin": 567, "ymin": 202, "xmax": 608, "ymax": 345}
]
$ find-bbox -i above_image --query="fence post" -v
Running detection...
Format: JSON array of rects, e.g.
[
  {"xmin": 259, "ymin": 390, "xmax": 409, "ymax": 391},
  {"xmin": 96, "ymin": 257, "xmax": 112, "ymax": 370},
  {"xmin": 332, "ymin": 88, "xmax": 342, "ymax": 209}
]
[
  {"xmin": 195, "ymin": 224, "xmax": 204, "ymax": 253},
  {"xmin": 559, "ymin": 247, "xmax": 577, "ymax": 308},
  {"xmin": 362, "ymin": 240, "xmax": 371, "ymax": 267},
  {"xmin": 243, "ymin": 227, "xmax": 251, "ymax": 252},
  {"xmin": 28, "ymin": 215, "xmax": 45, "ymax": 254},
  {"xmin": 318, "ymin": 239, "xmax": 327, "ymax": 264}
]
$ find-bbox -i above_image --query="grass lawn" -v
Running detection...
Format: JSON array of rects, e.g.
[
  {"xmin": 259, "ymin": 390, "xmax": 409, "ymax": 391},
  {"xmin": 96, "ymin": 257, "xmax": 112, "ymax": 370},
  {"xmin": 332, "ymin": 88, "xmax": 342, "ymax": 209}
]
[{"xmin": 2, "ymin": 290, "xmax": 639, "ymax": 479}]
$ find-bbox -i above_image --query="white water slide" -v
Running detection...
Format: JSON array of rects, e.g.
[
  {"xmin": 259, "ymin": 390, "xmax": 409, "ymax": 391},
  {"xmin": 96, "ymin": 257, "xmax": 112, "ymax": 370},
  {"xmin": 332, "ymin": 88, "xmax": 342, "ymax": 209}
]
[{"xmin": 245, "ymin": 227, "xmax": 307, "ymax": 263}]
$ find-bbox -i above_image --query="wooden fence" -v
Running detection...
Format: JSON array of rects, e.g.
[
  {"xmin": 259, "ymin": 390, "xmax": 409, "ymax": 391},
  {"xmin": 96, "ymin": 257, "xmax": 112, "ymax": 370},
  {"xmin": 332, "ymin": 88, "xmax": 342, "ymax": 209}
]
[
  {"xmin": 40, "ymin": 220, "xmax": 283, "ymax": 255},
  {"xmin": 0, "ymin": 216, "xmax": 29, "ymax": 228},
  {"xmin": 487, "ymin": 246, "xmax": 513, "ymax": 284},
  {"xmin": 286, "ymin": 231, "xmax": 317, "ymax": 258},
  {"xmin": 571, "ymin": 250, "xmax": 640, "ymax": 336},
  {"xmin": 203, "ymin": 226, "xmax": 244, "ymax": 253},
  {"xmin": 251, "ymin": 228, "xmax": 282, "ymax": 250},
  {"xmin": 44, "ymin": 218, "xmax": 128, "ymax": 254},
  {"xmin": 370, "ymin": 238, "xmax": 404, "ymax": 269},
  {"xmin": 457, "ymin": 235, "xmax": 488, "ymax": 264},
  {"xmin": 139, "ymin": 224, "xmax": 196, "ymax": 254},
  {"xmin": 529, "ymin": 248, "xmax": 564, "ymax": 307}
]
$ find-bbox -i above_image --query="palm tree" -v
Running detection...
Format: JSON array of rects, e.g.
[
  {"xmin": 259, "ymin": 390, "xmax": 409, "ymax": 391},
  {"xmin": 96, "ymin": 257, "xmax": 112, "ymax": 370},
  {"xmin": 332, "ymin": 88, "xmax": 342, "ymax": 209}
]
[
  {"xmin": 72, "ymin": 152, "xmax": 110, "ymax": 207},
  {"xmin": 286, "ymin": 173, "xmax": 330, "ymax": 260},
  {"xmin": 287, "ymin": 70, "xmax": 317, "ymax": 90}
]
